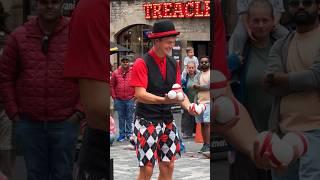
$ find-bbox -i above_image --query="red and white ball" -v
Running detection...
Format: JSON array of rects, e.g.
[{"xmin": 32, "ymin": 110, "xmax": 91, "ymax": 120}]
[
  {"xmin": 168, "ymin": 84, "xmax": 184, "ymax": 100},
  {"xmin": 172, "ymin": 83, "xmax": 182, "ymax": 91},
  {"xmin": 213, "ymin": 96, "xmax": 239, "ymax": 124},
  {"xmin": 176, "ymin": 92, "xmax": 185, "ymax": 101},
  {"xmin": 282, "ymin": 131, "xmax": 309, "ymax": 157},
  {"xmin": 211, "ymin": 70, "xmax": 228, "ymax": 99},
  {"xmin": 189, "ymin": 103, "xmax": 202, "ymax": 115},
  {"xmin": 268, "ymin": 140, "xmax": 294, "ymax": 167},
  {"xmin": 198, "ymin": 104, "xmax": 206, "ymax": 112},
  {"xmin": 188, "ymin": 103, "xmax": 196, "ymax": 112},
  {"xmin": 167, "ymin": 90, "xmax": 177, "ymax": 99},
  {"xmin": 194, "ymin": 105, "xmax": 202, "ymax": 115},
  {"xmin": 255, "ymin": 131, "xmax": 280, "ymax": 158}
]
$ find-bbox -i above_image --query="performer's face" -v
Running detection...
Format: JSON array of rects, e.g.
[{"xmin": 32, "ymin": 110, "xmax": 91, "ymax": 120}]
[
  {"xmin": 156, "ymin": 36, "xmax": 176, "ymax": 56},
  {"xmin": 248, "ymin": 6, "xmax": 274, "ymax": 40}
]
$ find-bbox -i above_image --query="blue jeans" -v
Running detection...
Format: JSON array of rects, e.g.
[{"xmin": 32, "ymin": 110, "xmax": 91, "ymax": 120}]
[
  {"xmin": 114, "ymin": 99, "xmax": 134, "ymax": 137},
  {"xmin": 16, "ymin": 118, "xmax": 79, "ymax": 180},
  {"xmin": 272, "ymin": 129, "xmax": 320, "ymax": 180}
]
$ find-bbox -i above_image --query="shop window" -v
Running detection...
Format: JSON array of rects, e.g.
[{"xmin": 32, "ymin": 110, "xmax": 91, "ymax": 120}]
[{"xmin": 116, "ymin": 24, "xmax": 153, "ymax": 58}]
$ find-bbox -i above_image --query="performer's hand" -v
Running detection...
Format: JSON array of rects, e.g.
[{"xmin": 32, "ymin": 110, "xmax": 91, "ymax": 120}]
[
  {"xmin": 187, "ymin": 104, "xmax": 198, "ymax": 116},
  {"xmin": 164, "ymin": 94, "xmax": 184, "ymax": 104},
  {"xmin": 251, "ymin": 140, "xmax": 272, "ymax": 170},
  {"xmin": 251, "ymin": 140, "xmax": 300, "ymax": 173}
]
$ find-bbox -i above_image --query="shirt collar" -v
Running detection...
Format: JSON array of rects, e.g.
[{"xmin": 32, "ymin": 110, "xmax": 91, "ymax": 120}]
[{"xmin": 149, "ymin": 47, "xmax": 166, "ymax": 64}]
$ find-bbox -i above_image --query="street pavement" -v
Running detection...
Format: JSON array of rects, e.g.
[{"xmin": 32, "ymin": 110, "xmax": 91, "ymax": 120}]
[
  {"xmin": 111, "ymin": 139, "xmax": 210, "ymax": 180},
  {"xmin": 111, "ymin": 112, "xmax": 210, "ymax": 180}
]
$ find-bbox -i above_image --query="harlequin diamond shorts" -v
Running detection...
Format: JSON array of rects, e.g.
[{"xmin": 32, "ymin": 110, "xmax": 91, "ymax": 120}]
[{"xmin": 133, "ymin": 116, "xmax": 181, "ymax": 167}]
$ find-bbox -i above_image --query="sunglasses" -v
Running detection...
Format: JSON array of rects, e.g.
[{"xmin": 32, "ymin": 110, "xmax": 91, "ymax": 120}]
[{"xmin": 289, "ymin": 0, "xmax": 315, "ymax": 8}]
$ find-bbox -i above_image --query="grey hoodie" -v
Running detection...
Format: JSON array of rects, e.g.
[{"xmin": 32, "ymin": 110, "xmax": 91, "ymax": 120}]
[{"xmin": 266, "ymin": 30, "xmax": 320, "ymax": 133}]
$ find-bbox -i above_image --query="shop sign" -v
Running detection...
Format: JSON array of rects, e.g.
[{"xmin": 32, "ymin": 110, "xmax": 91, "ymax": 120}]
[{"xmin": 143, "ymin": 1, "xmax": 210, "ymax": 19}]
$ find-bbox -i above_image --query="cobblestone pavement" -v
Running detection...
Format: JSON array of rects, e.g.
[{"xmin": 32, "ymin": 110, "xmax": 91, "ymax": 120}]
[{"xmin": 111, "ymin": 139, "xmax": 210, "ymax": 180}]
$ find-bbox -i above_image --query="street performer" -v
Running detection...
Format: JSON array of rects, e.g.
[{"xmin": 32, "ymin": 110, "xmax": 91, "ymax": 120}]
[{"xmin": 130, "ymin": 20, "xmax": 197, "ymax": 180}]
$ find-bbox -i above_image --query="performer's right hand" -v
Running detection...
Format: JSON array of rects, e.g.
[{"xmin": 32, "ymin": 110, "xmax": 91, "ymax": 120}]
[{"xmin": 164, "ymin": 94, "xmax": 183, "ymax": 104}]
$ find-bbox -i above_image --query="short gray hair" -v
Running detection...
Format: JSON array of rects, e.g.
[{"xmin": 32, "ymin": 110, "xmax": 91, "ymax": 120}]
[
  {"xmin": 248, "ymin": 0, "xmax": 274, "ymax": 18},
  {"xmin": 187, "ymin": 61, "xmax": 196, "ymax": 66}
]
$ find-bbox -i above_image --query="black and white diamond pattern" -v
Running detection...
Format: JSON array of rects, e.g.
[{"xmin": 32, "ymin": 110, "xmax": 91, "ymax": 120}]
[{"xmin": 134, "ymin": 117, "xmax": 181, "ymax": 167}]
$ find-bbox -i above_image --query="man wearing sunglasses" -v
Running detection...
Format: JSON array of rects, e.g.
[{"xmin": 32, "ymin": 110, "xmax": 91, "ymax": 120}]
[
  {"xmin": 0, "ymin": 0, "xmax": 83, "ymax": 179},
  {"xmin": 193, "ymin": 56, "xmax": 211, "ymax": 153},
  {"xmin": 264, "ymin": 0, "xmax": 320, "ymax": 179}
]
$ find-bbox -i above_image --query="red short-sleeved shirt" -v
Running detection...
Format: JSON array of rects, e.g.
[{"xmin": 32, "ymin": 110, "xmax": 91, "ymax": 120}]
[
  {"xmin": 130, "ymin": 48, "xmax": 181, "ymax": 89},
  {"xmin": 63, "ymin": 0, "xmax": 109, "ymax": 82},
  {"xmin": 212, "ymin": 0, "xmax": 230, "ymax": 79}
]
